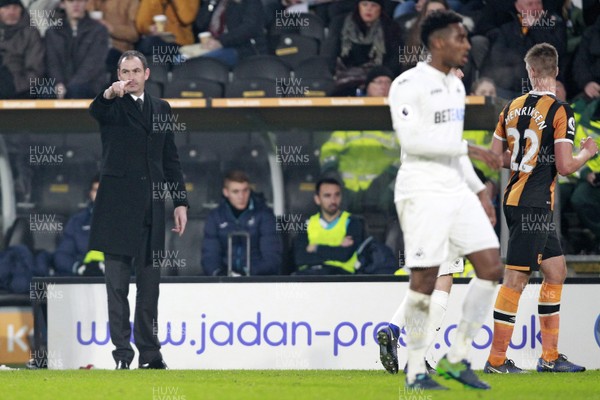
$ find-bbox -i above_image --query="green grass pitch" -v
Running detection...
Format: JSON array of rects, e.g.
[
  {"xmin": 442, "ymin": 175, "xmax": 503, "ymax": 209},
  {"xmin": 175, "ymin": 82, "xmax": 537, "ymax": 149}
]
[{"xmin": 0, "ymin": 370, "xmax": 598, "ymax": 399}]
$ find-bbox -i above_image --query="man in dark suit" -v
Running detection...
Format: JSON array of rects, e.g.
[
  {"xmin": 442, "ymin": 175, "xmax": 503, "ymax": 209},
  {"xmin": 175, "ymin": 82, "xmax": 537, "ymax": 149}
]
[{"xmin": 89, "ymin": 50, "xmax": 188, "ymax": 370}]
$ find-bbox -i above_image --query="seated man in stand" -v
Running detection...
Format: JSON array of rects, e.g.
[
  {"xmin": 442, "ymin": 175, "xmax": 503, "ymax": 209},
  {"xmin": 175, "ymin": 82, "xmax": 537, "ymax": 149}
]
[
  {"xmin": 201, "ymin": 170, "xmax": 281, "ymax": 276},
  {"xmin": 294, "ymin": 177, "xmax": 365, "ymax": 275}
]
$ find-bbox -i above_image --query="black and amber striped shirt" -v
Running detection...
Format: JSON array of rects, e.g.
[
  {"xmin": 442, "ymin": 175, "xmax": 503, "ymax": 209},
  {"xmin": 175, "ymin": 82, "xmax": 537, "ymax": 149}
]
[{"xmin": 494, "ymin": 91, "xmax": 575, "ymax": 210}]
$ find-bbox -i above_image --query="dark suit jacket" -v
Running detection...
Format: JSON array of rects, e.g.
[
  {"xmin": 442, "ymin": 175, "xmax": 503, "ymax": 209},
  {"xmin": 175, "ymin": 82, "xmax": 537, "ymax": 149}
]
[{"xmin": 88, "ymin": 91, "xmax": 188, "ymax": 257}]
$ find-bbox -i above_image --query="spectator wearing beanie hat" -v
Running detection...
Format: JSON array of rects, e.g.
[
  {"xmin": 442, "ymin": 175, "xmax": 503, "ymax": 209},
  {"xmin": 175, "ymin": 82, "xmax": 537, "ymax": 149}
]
[
  {"xmin": 0, "ymin": 0, "xmax": 22, "ymax": 7},
  {"xmin": 0, "ymin": 0, "xmax": 45, "ymax": 98},
  {"xmin": 364, "ymin": 65, "xmax": 395, "ymax": 96}
]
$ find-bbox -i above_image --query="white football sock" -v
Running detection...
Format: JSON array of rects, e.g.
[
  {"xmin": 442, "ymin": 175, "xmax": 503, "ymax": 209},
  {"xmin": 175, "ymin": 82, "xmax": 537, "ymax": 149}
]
[
  {"xmin": 448, "ymin": 278, "xmax": 497, "ymax": 363},
  {"xmin": 389, "ymin": 294, "xmax": 408, "ymax": 331},
  {"xmin": 404, "ymin": 289, "xmax": 431, "ymax": 383},
  {"xmin": 425, "ymin": 289, "xmax": 449, "ymax": 355}
]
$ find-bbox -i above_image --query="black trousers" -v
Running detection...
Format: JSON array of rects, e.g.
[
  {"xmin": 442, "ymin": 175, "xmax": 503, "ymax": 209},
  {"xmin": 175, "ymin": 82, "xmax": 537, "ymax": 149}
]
[{"xmin": 104, "ymin": 224, "xmax": 162, "ymax": 365}]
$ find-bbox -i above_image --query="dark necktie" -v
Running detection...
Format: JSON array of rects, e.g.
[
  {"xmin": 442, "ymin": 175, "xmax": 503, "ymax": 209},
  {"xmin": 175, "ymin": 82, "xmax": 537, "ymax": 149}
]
[{"xmin": 136, "ymin": 98, "xmax": 143, "ymax": 112}]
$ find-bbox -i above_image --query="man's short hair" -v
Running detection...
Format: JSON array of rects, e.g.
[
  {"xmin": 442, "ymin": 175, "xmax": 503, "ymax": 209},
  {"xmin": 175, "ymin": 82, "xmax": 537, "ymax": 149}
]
[
  {"xmin": 524, "ymin": 43, "xmax": 558, "ymax": 78},
  {"xmin": 315, "ymin": 177, "xmax": 342, "ymax": 194},
  {"xmin": 223, "ymin": 170, "xmax": 250, "ymax": 187},
  {"xmin": 118, "ymin": 50, "xmax": 148, "ymax": 70},
  {"xmin": 420, "ymin": 10, "xmax": 463, "ymax": 49}
]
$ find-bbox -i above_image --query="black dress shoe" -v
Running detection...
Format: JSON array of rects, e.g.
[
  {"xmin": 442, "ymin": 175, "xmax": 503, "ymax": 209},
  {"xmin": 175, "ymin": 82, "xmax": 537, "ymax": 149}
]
[
  {"xmin": 115, "ymin": 360, "xmax": 130, "ymax": 370},
  {"xmin": 139, "ymin": 358, "xmax": 168, "ymax": 369}
]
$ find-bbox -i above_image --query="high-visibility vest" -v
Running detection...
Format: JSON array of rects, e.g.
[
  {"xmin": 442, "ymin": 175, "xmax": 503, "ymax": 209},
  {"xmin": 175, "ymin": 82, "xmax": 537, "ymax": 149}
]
[
  {"xmin": 320, "ymin": 131, "xmax": 400, "ymax": 192},
  {"xmin": 306, "ymin": 211, "xmax": 358, "ymax": 273},
  {"xmin": 573, "ymin": 100, "xmax": 600, "ymax": 173}
]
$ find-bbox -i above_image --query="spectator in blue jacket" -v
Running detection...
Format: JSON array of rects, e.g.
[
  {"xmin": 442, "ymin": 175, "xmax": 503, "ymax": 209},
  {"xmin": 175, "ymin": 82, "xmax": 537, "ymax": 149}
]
[
  {"xmin": 53, "ymin": 175, "xmax": 99, "ymax": 276},
  {"xmin": 201, "ymin": 170, "xmax": 281, "ymax": 276}
]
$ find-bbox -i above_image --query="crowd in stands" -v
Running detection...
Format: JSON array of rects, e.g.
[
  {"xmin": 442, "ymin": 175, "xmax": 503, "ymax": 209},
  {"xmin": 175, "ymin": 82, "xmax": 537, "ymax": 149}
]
[{"xmin": 0, "ymin": 0, "xmax": 598, "ymax": 100}]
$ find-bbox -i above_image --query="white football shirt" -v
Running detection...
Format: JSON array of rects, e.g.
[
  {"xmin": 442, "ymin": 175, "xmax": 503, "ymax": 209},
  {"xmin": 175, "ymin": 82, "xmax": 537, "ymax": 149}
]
[{"xmin": 389, "ymin": 62, "xmax": 483, "ymax": 200}]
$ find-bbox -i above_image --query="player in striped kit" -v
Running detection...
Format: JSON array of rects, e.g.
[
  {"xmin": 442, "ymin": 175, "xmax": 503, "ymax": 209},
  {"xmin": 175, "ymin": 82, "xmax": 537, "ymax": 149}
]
[{"xmin": 485, "ymin": 43, "xmax": 597, "ymax": 374}]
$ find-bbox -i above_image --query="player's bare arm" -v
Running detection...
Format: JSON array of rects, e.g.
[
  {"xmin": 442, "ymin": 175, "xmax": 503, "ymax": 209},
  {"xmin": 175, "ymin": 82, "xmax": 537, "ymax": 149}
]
[
  {"xmin": 490, "ymin": 136, "xmax": 511, "ymax": 169},
  {"xmin": 555, "ymin": 138, "xmax": 598, "ymax": 176}
]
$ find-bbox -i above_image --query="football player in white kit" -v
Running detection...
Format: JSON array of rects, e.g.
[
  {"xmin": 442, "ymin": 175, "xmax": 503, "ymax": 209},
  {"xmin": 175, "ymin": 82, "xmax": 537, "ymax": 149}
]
[{"xmin": 386, "ymin": 10, "xmax": 503, "ymax": 390}]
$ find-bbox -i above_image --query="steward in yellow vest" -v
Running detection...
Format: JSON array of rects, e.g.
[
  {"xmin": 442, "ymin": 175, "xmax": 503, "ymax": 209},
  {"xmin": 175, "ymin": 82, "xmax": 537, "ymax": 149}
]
[
  {"xmin": 294, "ymin": 178, "xmax": 365, "ymax": 275},
  {"xmin": 564, "ymin": 98, "xmax": 600, "ymax": 244}
]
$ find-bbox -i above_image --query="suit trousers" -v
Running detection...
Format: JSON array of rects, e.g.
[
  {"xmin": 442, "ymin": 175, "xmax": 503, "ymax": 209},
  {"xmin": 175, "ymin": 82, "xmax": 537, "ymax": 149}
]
[{"xmin": 104, "ymin": 223, "xmax": 162, "ymax": 365}]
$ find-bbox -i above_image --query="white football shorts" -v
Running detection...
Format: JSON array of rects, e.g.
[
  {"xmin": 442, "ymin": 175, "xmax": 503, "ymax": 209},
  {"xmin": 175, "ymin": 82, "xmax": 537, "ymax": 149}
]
[{"xmin": 396, "ymin": 189, "xmax": 499, "ymax": 268}]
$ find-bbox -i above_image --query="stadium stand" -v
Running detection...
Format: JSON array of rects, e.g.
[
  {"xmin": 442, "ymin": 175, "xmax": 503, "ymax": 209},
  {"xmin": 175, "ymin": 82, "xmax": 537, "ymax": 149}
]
[
  {"xmin": 170, "ymin": 57, "xmax": 230, "ymax": 85},
  {"xmin": 293, "ymin": 56, "xmax": 335, "ymax": 78},
  {"xmin": 274, "ymin": 33, "xmax": 320, "ymax": 69},
  {"xmin": 232, "ymin": 55, "xmax": 291, "ymax": 81},
  {"xmin": 268, "ymin": 12, "xmax": 326, "ymax": 44},
  {"xmin": 148, "ymin": 63, "xmax": 170, "ymax": 87},
  {"xmin": 165, "ymin": 78, "xmax": 224, "ymax": 99},
  {"xmin": 298, "ymin": 77, "xmax": 336, "ymax": 97},
  {"xmin": 225, "ymin": 78, "xmax": 280, "ymax": 98},
  {"xmin": 227, "ymin": 55, "xmax": 291, "ymax": 97},
  {"xmin": 292, "ymin": 56, "xmax": 337, "ymax": 95}
]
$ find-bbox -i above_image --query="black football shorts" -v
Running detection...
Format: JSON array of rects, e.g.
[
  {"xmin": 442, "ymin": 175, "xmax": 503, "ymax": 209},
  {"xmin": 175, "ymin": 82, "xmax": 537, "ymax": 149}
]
[{"xmin": 503, "ymin": 205, "xmax": 563, "ymax": 272}]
